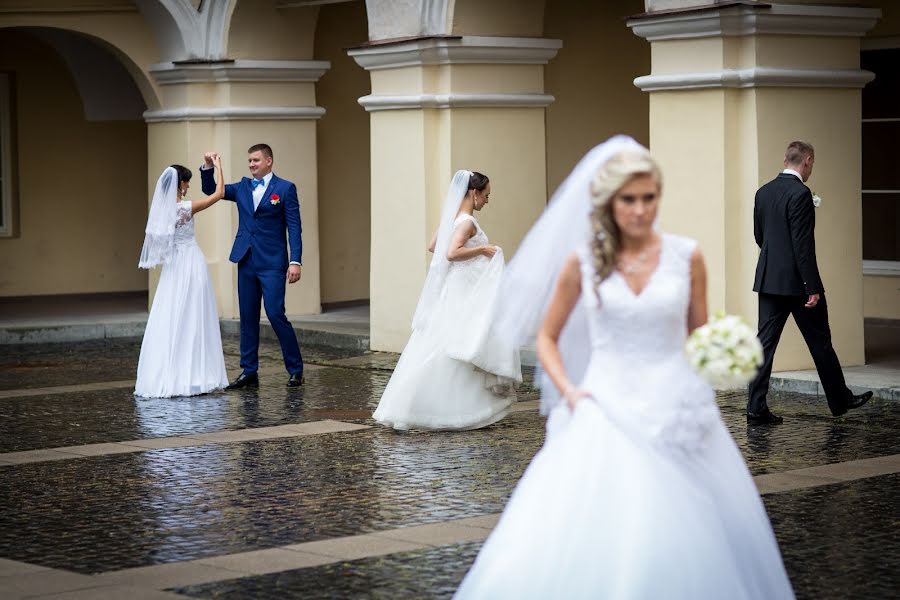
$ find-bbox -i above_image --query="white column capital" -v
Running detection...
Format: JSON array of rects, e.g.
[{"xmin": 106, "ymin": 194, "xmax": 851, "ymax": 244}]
[
  {"xmin": 347, "ymin": 36, "xmax": 561, "ymax": 71},
  {"xmin": 148, "ymin": 60, "xmax": 331, "ymax": 85},
  {"xmin": 628, "ymin": 2, "xmax": 881, "ymax": 42}
]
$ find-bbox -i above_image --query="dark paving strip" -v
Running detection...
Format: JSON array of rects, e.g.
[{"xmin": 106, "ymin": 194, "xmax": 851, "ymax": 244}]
[
  {"xmin": 0, "ymin": 338, "xmax": 368, "ymax": 392},
  {"xmin": 766, "ymin": 472, "xmax": 900, "ymax": 600},
  {"xmin": 172, "ymin": 474, "xmax": 900, "ymax": 600},
  {"xmin": 174, "ymin": 541, "xmax": 481, "ymax": 600},
  {"xmin": 0, "ymin": 367, "xmax": 392, "ymax": 452},
  {"xmin": 0, "ymin": 412, "xmax": 545, "ymax": 574}
]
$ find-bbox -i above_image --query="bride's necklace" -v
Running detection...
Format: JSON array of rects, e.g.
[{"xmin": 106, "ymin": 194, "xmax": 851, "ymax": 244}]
[{"xmin": 618, "ymin": 241, "xmax": 659, "ymax": 275}]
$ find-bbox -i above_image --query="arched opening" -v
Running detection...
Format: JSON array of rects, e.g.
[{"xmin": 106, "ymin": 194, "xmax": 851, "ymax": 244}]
[
  {"xmin": 314, "ymin": 0, "xmax": 371, "ymax": 309},
  {"xmin": 0, "ymin": 27, "xmax": 150, "ymax": 323}
]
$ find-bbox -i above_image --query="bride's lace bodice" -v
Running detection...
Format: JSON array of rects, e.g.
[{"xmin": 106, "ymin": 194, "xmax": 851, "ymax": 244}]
[
  {"xmin": 575, "ymin": 233, "xmax": 718, "ymax": 450},
  {"xmin": 174, "ymin": 201, "xmax": 196, "ymax": 246},
  {"xmin": 455, "ymin": 214, "xmax": 489, "ymax": 248},
  {"xmin": 578, "ymin": 233, "xmax": 694, "ymax": 362}
]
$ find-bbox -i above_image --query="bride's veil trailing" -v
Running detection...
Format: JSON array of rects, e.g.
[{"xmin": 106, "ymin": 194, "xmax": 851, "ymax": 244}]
[
  {"xmin": 495, "ymin": 135, "xmax": 644, "ymax": 413},
  {"xmin": 139, "ymin": 167, "xmax": 179, "ymax": 269},
  {"xmin": 411, "ymin": 169, "xmax": 473, "ymax": 331}
]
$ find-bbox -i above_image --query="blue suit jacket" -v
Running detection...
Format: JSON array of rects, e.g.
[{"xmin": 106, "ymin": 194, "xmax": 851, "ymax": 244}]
[{"xmin": 201, "ymin": 168, "xmax": 302, "ymax": 271}]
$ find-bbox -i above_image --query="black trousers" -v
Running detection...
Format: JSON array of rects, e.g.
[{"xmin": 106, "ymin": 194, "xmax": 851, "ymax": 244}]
[{"xmin": 748, "ymin": 293, "xmax": 850, "ymax": 416}]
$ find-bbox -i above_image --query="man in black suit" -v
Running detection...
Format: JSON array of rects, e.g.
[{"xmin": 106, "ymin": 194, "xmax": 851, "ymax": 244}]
[{"xmin": 747, "ymin": 140, "xmax": 872, "ymax": 425}]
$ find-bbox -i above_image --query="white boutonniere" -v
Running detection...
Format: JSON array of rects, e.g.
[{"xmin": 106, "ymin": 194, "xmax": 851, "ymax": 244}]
[{"xmin": 811, "ymin": 191, "xmax": 822, "ymax": 208}]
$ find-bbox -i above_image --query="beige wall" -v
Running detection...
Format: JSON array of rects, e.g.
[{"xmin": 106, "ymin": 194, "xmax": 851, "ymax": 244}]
[
  {"xmin": 315, "ymin": 0, "xmax": 371, "ymax": 305},
  {"xmin": 228, "ymin": 0, "xmax": 318, "ymax": 59},
  {"xmin": 544, "ymin": 0, "xmax": 649, "ymax": 193},
  {"xmin": 451, "ymin": 0, "xmax": 545, "ymax": 36},
  {"xmin": 864, "ymin": 276, "xmax": 900, "ymax": 319},
  {"xmin": 0, "ymin": 30, "xmax": 147, "ymax": 297}
]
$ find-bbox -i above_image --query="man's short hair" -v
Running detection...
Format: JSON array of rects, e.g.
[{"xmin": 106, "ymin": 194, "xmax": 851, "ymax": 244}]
[
  {"xmin": 784, "ymin": 140, "xmax": 814, "ymax": 166},
  {"xmin": 248, "ymin": 143, "xmax": 273, "ymax": 160}
]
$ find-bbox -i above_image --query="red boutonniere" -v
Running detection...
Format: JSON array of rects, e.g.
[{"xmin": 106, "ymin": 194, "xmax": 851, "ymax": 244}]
[{"xmin": 270, "ymin": 194, "xmax": 281, "ymax": 206}]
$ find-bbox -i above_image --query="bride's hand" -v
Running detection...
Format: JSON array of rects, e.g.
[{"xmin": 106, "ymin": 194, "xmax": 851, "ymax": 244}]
[
  {"xmin": 482, "ymin": 245, "xmax": 499, "ymax": 258},
  {"xmin": 562, "ymin": 384, "xmax": 591, "ymax": 411},
  {"xmin": 212, "ymin": 154, "xmax": 222, "ymax": 169}
]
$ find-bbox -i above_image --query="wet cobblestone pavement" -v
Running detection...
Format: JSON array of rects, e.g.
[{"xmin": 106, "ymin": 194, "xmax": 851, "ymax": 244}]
[{"xmin": 1, "ymin": 338, "xmax": 898, "ymax": 598}]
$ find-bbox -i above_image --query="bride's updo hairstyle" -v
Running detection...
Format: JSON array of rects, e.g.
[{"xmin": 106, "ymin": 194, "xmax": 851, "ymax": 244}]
[
  {"xmin": 588, "ymin": 148, "xmax": 662, "ymax": 291},
  {"xmin": 468, "ymin": 172, "xmax": 489, "ymax": 192}
]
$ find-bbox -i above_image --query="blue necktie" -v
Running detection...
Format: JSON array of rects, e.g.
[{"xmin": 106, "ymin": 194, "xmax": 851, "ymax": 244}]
[{"xmin": 251, "ymin": 178, "xmax": 265, "ymax": 189}]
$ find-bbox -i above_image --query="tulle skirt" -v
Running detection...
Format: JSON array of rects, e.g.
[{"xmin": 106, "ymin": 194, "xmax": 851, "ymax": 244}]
[
  {"xmin": 455, "ymin": 352, "xmax": 794, "ymax": 599},
  {"xmin": 135, "ymin": 242, "xmax": 229, "ymax": 398},
  {"xmin": 373, "ymin": 252, "xmax": 521, "ymax": 431}
]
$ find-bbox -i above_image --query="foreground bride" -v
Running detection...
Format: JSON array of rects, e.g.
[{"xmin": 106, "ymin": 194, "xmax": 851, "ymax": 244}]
[
  {"xmin": 455, "ymin": 138, "xmax": 793, "ymax": 599},
  {"xmin": 373, "ymin": 170, "xmax": 521, "ymax": 431}
]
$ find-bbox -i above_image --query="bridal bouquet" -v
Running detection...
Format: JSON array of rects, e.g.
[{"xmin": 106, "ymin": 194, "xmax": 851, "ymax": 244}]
[{"xmin": 686, "ymin": 312, "xmax": 763, "ymax": 388}]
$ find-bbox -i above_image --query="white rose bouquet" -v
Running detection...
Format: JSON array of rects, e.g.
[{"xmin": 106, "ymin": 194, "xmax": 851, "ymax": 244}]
[{"xmin": 686, "ymin": 312, "xmax": 763, "ymax": 388}]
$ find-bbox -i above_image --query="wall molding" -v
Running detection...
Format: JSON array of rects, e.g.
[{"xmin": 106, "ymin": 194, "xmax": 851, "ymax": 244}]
[
  {"xmin": 348, "ymin": 36, "xmax": 561, "ymax": 71},
  {"xmin": 357, "ymin": 93, "xmax": 555, "ymax": 112},
  {"xmin": 149, "ymin": 60, "xmax": 330, "ymax": 85},
  {"xmin": 863, "ymin": 260, "xmax": 900, "ymax": 277},
  {"xmin": 634, "ymin": 67, "xmax": 874, "ymax": 92},
  {"xmin": 143, "ymin": 106, "xmax": 326, "ymax": 123},
  {"xmin": 628, "ymin": 3, "xmax": 880, "ymax": 41}
]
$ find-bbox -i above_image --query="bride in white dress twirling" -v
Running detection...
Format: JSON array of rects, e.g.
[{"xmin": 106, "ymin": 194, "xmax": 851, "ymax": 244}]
[
  {"xmin": 373, "ymin": 170, "xmax": 522, "ymax": 431},
  {"xmin": 455, "ymin": 138, "xmax": 794, "ymax": 599},
  {"xmin": 135, "ymin": 158, "xmax": 230, "ymax": 398}
]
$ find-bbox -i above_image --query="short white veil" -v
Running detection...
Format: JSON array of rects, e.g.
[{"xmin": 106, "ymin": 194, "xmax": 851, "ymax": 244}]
[
  {"xmin": 495, "ymin": 135, "xmax": 645, "ymax": 413},
  {"xmin": 411, "ymin": 169, "xmax": 473, "ymax": 331},
  {"xmin": 138, "ymin": 166, "xmax": 179, "ymax": 269}
]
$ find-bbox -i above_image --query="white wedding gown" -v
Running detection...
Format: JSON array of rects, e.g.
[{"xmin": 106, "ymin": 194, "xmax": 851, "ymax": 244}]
[
  {"xmin": 455, "ymin": 233, "xmax": 794, "ymax": 599},
  {"xmin": 373, "ymin": 214, "xmax": 522, "ymax": 430},
  {"xmin": 135, "ymin": 201, "xmax": 229, "ymax": 398}
]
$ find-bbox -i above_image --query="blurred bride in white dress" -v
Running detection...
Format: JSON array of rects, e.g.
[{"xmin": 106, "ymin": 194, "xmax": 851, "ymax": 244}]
[
  {"xmin": 135, "ymin": 157, "xmax": 229, "ymax": 398},
  {"xmin": 454, "ymin": 137, "xmax": 794, "ymax": 599},
  {"xmin": 373, "ymin": 170, "xmax": 522, "ymax": 431}
]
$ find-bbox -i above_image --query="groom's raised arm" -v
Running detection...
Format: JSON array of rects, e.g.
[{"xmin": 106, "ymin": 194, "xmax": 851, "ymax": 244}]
[
  {"xmin": 285, "ymin": 183, "xmax": 302, "ymax": 265},
  {"xmin": 200, "ymin": 165, "xmax": 238, "ymax": 202}
]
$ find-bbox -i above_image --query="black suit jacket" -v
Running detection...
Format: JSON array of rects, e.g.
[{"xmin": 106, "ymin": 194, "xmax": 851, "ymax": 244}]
[{"xmin": 753, "ymin": 173, "xmax": 824, "ymax": 296}]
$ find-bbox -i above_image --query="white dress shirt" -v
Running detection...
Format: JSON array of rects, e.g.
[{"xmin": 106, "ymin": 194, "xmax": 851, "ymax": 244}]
[
  {"xmin": 251, "ymin": 172, "xmax": 273, "ymax": 211},
  {"xmin": 782, "ymin": 168, "xmax": 803, "ymax": 181}
]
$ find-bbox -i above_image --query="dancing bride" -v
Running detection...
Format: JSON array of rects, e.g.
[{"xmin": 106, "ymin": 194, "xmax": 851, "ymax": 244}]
[
  {"xmin": 373, "ymin": 170, "xmax": 522, "ymax": 431},
  {"xmin": 454, "ymin": 138, "xmax": 793, "ymax": 598},
  {"xmin": 135, "ymin": 158, "xmax": 229, "ymax": 398}
]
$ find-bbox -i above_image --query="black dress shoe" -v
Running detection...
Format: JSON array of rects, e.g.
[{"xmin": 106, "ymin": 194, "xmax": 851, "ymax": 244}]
[
  {"xmin": 846, "ymin": 391, "xmax": 873, "ymax": 410},
  {"xmin": 226, "ymin": 372, "xmax": 259, "ymax": 390},
  {"xmin": 287, "ymin": 373, "xmax": 304, "ymax": 387},
  {"xmin": 747, "ymin": 409, "xmax": 784, "ymax": 425}
]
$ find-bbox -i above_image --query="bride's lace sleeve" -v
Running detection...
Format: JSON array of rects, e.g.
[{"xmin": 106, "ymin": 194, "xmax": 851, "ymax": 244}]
[{"xmin": 176, "ymin": 201, "xmax": 193, "ymax": 227}]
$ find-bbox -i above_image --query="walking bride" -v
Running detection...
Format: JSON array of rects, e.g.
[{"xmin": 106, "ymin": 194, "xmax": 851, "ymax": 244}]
[
  {"xmin": 135, "ymin": 158, "xmax": 230, "ymax": 398},
  {"xmin": 455, "ymin": 137, "xmax": 793, "ymax": 599},
  {"xmin": 373, "ymin": 170, "xmax": 522, "ymax": 431}
]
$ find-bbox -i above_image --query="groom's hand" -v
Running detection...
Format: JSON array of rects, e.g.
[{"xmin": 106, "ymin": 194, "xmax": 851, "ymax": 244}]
[
  {"xmin": 287, "ymin": 264, "xmax": 301, "ymax": 284},
  {"xmin": 203, "ymin": 152, "xmax": 217, "ymax": 168}
]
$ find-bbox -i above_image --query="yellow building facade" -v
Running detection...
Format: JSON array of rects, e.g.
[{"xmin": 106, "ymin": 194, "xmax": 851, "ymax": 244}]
[{"xmin": 0, "ymin": 0, "xmax": 896, "ymax": 370}]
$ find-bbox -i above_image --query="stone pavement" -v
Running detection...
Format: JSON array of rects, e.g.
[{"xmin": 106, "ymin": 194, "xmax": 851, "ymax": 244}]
[{"xmin": 0, "ymin": 338, "xmax": 898, "ymax": 599}]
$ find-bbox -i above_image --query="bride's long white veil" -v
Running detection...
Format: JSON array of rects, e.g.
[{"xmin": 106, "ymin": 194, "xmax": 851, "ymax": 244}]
[
  {"xmin": 138, "ymin": 167, "xmax": 179, "ymax": 269},
  {"xmin": 411, "ymin": 169, "xmax": 473, "ymax": 331},
  {"xmin": 495, "ymin": 135, "xmax": 644, "ymax": 413}
]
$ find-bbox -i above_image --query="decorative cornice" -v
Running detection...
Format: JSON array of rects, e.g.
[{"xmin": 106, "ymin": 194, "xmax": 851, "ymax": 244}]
[
  {"xmin": 358, "ymin": 93, "xmax": 555, "ymax": 112},
  {"xmin": 143, "ymin": 106, "xmax": 326, "ymax": 123},
  {"xmin": 348, "ymin": 36, "xmax": 562, "ymax": 71},
  {"xmin": 628, "ymin": 3, "xmax": 880, "ymax": 41},
  {"xmin": 634, "ymin": 67, "xmax": 874, "ymax": 91},
  {"xmin": 149, "ymin": 60, "xmax": 331, "ymax": 85},
  {"xmin": 863, "ymin": 260, "xmax": 900, "ymax": 277}
]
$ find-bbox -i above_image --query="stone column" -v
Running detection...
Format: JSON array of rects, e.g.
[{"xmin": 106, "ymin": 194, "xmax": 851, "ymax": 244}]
[
  {"xmin": 628, "ymin": 2, "xmax": 880, "ymax": 370},
  {"xmin": 144, "ymin": 59, "xmax": 329, "ymax": 319},
  {"xmin": 349, "ymin": 36, "xmax": 561, "ymax": 352}
]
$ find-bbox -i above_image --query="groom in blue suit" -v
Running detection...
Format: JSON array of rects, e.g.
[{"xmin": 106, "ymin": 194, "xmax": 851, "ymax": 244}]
[{"xmin": 201, "ymin": 144, "xmax": 304, "ymax": 388}]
